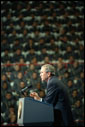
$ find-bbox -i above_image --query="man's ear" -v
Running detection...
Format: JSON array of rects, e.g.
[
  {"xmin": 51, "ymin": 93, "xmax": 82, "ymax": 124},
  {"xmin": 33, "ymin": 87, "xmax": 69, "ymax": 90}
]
[{"xmin": 48, "ymin": 72, "xmax": 51, "ymax": 77}]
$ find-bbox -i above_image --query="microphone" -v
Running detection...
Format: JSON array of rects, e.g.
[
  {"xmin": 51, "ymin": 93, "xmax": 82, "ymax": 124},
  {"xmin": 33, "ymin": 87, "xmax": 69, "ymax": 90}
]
[{"xmin": 20, "ymin": 85, "xmax": 32, "ymax": 93}]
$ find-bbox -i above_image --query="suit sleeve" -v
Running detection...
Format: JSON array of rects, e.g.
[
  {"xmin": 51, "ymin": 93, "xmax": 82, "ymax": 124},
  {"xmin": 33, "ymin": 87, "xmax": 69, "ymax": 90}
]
[{"xmin": 43, "ymin": 82, "xmax": 59, "ymax": 105}]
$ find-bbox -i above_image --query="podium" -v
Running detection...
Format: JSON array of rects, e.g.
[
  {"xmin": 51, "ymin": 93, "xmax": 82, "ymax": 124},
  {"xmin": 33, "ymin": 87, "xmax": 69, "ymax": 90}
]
[{"xmin": 17, "ymin": 97, "xmax": 54, "ymax": 126}]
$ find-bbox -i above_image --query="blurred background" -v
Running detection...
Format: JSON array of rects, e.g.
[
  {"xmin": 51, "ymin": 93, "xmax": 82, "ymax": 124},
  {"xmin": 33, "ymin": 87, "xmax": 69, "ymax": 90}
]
[{"xmin": 1, "ymin": 1, "xmax": 84, "ymax": 126}]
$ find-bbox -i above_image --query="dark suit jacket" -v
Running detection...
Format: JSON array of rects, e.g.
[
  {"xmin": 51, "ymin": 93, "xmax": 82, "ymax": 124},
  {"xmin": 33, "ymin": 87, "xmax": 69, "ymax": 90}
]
[{"xmin": 43, "ymin": 76, "xmax": 74, "ymax": 126}]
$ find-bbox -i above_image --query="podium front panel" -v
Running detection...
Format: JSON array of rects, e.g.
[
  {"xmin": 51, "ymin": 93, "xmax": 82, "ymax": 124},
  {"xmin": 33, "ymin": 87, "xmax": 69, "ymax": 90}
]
[{"xmin": 17, "ymin": 97, "xmax": 54, "ymax": 126}]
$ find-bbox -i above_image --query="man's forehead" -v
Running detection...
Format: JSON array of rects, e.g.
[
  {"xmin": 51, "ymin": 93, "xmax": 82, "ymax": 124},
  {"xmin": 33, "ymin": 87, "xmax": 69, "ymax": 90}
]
[{"xmin": 40, "ymin": 67, "xmax": 46, "ymax": 71}]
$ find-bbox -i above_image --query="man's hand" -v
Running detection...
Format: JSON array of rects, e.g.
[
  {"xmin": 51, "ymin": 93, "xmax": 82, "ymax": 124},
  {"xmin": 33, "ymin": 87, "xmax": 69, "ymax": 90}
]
[{"xmin": 30, "ymin": 92, "xmax": 41, "ymax": 101}]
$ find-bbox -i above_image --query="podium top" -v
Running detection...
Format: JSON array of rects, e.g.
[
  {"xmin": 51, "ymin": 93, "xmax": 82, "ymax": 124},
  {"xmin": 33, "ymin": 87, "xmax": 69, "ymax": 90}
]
[{"xmin": 19, "ymin": 97, "xmax": 53, "ymax": 107}]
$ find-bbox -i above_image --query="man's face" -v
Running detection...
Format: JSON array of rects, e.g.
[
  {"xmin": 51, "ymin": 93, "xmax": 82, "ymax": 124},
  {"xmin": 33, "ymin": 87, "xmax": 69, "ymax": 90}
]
[{"xmin": 40, "ymin": 67, "xmax": 48, "ymax": 82}]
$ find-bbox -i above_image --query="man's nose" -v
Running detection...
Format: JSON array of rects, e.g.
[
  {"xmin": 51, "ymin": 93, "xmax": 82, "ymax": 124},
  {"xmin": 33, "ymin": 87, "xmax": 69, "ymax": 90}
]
[{"xmin": 40, "ymin": 73, "xmax": 42, "ymax": 77}]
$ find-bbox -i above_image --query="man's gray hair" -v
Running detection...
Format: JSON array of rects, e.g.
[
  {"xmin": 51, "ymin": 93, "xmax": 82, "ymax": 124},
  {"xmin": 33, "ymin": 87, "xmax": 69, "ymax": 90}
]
[{"xmin": 41, "ymin": 64, "xmax": 55, "ymax": 75}]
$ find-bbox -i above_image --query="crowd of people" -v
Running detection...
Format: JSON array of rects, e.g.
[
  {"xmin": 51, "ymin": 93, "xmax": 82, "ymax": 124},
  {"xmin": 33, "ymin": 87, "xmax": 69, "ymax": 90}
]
[{"xmin": 1, "ymin": 1, "xmax": 84, "ymax": 126}]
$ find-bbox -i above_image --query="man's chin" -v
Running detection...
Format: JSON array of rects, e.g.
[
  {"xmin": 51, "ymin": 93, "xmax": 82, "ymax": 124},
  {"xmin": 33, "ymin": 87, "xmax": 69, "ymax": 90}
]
[
  {"xmin": 41, "ymin": 79, "xmax": 47, "ymax": 83},
  {"xmin": 41, "ymin": 79, "xmax": 44, "ymax": 82}
]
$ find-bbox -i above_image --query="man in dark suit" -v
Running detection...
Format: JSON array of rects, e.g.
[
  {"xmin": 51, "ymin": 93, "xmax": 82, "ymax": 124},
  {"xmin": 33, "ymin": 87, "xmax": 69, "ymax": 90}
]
[{"xmin": 30, "ymin": 64, "xmax": 75, "ymax": 126}]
